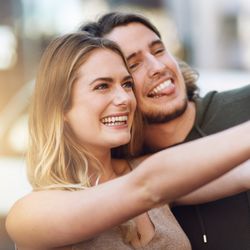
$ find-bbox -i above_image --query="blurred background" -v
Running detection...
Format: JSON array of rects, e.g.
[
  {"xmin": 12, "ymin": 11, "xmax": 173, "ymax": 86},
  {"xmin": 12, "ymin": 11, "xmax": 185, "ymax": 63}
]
[{"xmin": 0, "ymin": 0, "xmax": 249, "ymax": 248}]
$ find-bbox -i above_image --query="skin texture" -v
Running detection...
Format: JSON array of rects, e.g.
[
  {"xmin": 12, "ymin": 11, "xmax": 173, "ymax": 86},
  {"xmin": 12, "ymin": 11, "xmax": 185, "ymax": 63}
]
[
  {"xmin": 65, "ymin": 49, "xmax": 136, "ymax": 159},
  {"xmin": 105, "ymin": 23, "xmax": 188, "ymax": 124},
  {"xmin": 104, "ymin": 22, "xmax": 196, "ymax": 150}
]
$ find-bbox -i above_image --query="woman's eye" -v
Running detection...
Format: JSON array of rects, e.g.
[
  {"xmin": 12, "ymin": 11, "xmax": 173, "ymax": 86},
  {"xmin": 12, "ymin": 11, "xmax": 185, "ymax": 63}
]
[
  {"xmin": 94, "ymin": 83, "xmax": 109, "ymax": 90},
  {"xmin": 122, "ymin": 81, "xmax": 134, "ymax": 89}
]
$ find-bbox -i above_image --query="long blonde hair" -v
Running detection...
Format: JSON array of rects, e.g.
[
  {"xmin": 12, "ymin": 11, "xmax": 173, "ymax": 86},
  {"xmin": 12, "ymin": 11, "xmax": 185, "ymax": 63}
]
[{"xmin": 27, "ymin": 32, "xmax": 143, "ymax": 191}]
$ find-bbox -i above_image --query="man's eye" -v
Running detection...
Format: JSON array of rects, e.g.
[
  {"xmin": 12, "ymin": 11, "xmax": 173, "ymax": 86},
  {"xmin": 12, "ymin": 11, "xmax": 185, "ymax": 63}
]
[
  {"xmin": 154, "ymin": 48, "xmax": 164, "ymax": 55},
  {"xmin": 122, "ymin": 81, "xmax": 134, "ymax": 89},
  {"xmin": 94, "ymin": 83, "xmax": 108, "ymax": 90},
  {"xmin": 129, "ymin": 63, "xmax": 139, "ymax": 71}
]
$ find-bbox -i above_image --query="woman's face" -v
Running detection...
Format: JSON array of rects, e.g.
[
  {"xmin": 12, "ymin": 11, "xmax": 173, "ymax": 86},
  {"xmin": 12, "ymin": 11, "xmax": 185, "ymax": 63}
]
[{"xmin": 65, "ymin": 48, "xmax": 136, "ymax": 155}]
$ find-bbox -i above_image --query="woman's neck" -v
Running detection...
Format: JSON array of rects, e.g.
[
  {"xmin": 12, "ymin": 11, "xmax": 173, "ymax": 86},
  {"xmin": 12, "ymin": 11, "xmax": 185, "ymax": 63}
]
[
  {"xmin": 89, "ymin": 148, "xmax": 117, "ymax": 184},
  {"xmin": 88, "ymin": 148, "xmax": 130, "ymax": 184}
]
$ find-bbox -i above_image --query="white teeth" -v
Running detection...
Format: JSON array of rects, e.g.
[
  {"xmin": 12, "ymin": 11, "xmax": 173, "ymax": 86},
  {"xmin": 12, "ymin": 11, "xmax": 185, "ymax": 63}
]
[
  {"xmin": 149, "ymin": 79, "xmax": 173, "ymax": 96},
  {"xmin": 101, "ymin": 115, "xmax": 128, "ymax": 126}
]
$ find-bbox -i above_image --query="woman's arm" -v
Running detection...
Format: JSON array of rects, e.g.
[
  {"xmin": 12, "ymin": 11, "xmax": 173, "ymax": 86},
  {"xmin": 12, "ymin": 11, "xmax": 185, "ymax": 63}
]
[
  {"xmin": 130, "ymin": 148, "xmax": 250, "ymax": 207},
  {"xmin": 173, "ymin": 159, "xmax": 250, "ymax": 206},
  {"xmin": 6, "ymin": 121, "xmax": 250, "ymax": 248}
]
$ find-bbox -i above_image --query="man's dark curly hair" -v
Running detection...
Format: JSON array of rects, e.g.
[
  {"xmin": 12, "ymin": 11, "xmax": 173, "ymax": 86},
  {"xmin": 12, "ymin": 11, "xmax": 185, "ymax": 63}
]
[{"xmin": 80, "ymin": 12, "xmax": 199, "ymax": 100}]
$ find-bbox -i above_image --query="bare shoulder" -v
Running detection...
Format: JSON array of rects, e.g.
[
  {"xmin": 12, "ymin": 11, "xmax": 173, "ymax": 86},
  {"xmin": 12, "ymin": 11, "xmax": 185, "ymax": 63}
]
[
  {"xmin": 6, "ymin": 191, "xmax": 46, "ymax": 226},
  {"xmin": 9, "ymin": 189, "xmax": 64, "ymax": 208},
  {"xmin": 6, "ymin": 190, "xmax": 66, "ymax": 228}
]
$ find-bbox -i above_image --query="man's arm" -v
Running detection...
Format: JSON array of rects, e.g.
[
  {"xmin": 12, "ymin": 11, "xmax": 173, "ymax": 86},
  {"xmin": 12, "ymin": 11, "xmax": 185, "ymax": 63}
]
[{"xmin": 174, "ymin": 159, "xmax": 250, "ymax": 206}]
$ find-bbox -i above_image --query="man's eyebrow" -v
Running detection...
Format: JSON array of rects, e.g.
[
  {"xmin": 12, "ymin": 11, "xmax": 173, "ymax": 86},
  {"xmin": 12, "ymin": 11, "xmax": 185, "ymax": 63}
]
[
  {"xmin": 126, "ymin": 39, "xmax": 164, "ymax": 61},
  {"xmin": 150, "ymin": 39, "xmax": 164, "ymax": 48},
  {"xmin": 89, "ymin": 77, "xmax": 112, "ymax": 85},
  {"xmin": 126, "ymin": 52, "xmax": 138, "ymax": 61}
]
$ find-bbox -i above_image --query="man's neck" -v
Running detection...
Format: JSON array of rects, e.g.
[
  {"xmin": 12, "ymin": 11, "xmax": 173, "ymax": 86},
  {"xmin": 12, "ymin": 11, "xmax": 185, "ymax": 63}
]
[{"xmin": 144, "ymin": 101, "xmax": 196, "ymax": 151}]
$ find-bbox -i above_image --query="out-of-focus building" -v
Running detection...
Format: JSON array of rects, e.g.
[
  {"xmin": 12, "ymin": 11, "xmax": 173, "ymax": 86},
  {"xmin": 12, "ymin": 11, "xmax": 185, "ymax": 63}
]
[{"xmin": 165, "ymin": 0, "xmax": 250, "ymax": 70}]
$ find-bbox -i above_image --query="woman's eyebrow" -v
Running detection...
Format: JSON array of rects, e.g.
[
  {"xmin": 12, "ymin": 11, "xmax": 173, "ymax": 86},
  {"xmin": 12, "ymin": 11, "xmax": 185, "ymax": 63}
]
[
  {"xmin": 122, "ymin": 75, "xmax": 133, "ymax": 81},
  {"xmin": 89, "ymin": 77, "xmax": 113, "ymax": 85}
]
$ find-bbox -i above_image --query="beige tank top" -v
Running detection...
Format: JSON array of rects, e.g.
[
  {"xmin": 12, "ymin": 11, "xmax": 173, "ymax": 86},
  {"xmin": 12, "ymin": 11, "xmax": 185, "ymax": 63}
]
[{"xmin": 72, "ymin": 205, "xmax": 191, "ymax": 250}]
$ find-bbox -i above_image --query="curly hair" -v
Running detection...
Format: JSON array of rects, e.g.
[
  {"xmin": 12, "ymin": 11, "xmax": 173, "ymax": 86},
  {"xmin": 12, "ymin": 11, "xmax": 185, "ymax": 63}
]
[{"xmin": 80, "ymin": 11, "xmax": 200, "ymax": 101}]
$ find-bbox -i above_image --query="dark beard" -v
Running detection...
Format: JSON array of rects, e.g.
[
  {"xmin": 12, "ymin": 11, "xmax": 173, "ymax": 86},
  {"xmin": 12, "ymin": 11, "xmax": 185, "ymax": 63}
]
[{"xmin": 144, "ymin": 98, "xmax": 188, "ymax": 124}]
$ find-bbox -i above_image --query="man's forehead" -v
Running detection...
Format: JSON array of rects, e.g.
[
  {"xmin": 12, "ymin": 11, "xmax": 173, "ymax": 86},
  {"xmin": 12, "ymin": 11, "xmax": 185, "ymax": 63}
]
[
  {"xmin": 126, "ymin": 39, "xmax": 163, "ymax": 61},
  {"xmin": 105, "ymin": 22, "xmax": 161, "ymax": 56}
]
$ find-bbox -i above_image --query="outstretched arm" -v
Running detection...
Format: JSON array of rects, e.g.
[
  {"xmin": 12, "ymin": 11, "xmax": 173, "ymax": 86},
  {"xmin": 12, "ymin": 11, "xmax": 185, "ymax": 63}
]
[
  {"xmin": 132, "ymin": 157, "xmax": 250, "ymax": 206},
  {"xmin": 6, "ymin": 122, "xmax": 250, "ymax": 249},
  {"xmin": 174, "ymin": 159, "xmax": 250, "ymax": 205}
]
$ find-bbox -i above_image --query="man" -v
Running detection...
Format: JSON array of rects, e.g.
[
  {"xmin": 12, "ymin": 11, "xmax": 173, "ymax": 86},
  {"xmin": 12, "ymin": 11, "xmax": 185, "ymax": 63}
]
[{"xmin": 80, "ymin": 12, "xmax": 250, "ymax": 250}]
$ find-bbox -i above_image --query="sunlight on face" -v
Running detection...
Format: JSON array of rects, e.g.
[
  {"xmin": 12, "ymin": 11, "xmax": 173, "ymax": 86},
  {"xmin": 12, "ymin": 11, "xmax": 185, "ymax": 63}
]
[
  {"xmin": 105, "ymin": 23, "xmax": 187, "ymax": 123},
  {"xmin": 65, "ymin": 48, "xmax": 136, "ymax": 156}
]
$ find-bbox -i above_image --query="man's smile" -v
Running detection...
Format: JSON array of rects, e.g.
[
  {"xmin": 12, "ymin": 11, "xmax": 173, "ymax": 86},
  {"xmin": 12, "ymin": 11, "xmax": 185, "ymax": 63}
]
[{"xmin": 148, "ymin": 79, "xmax": 175, "ymax": 98}]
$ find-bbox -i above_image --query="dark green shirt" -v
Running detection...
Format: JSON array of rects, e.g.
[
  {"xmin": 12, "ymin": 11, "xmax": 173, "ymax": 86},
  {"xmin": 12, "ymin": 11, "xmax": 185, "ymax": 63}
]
[{"xmin": 172, "ymin": 84, "xmax": 250, "ymax": 250}]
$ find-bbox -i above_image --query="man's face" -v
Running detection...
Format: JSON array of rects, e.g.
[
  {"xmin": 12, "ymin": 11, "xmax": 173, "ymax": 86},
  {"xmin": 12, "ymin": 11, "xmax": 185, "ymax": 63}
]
[{"xmin": 105, "ymin": 22, "xmax": 188, "ymax": 123}]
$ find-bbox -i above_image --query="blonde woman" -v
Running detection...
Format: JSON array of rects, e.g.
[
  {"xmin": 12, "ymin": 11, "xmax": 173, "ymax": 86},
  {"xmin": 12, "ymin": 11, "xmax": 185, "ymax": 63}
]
[{"xmin": 6, "ymin": 32, "xmax": 250, "ymax": 250}]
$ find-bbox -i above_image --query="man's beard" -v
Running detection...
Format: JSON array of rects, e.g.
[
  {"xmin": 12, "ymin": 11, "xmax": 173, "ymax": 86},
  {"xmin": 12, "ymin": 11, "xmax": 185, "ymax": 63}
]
[{"xmin": 144, "ymin": 98, "xmax": 188, "ymax": 124}]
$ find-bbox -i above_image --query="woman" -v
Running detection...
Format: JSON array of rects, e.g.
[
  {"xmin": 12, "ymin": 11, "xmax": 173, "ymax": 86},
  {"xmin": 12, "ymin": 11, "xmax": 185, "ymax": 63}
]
[{"xmin": 6, "ymin": 32, "xmax": 250, "ymax": 250}]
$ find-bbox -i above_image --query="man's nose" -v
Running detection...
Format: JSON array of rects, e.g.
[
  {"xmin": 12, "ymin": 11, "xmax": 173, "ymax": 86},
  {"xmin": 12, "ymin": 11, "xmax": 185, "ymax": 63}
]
[{"xmin": 146, "ymin": 54, "xmax": 165, "ymax": 78}]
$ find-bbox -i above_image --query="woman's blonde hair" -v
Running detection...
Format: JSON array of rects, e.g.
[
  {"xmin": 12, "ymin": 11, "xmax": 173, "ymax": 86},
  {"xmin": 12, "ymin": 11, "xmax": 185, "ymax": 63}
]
[{"xmin": 27, "ymin": 32, "xmax": 143, "ymax": 191}]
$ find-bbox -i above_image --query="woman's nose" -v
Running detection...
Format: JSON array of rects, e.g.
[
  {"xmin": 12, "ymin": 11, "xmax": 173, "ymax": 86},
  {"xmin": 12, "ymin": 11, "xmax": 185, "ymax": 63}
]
[{"xmin": 113, "ymin": 87, "xmax": 130, "ymax": 106}]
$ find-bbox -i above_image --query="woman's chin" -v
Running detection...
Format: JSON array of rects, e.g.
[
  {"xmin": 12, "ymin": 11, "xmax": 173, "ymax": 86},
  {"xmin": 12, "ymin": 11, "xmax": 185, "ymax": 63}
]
[{"xmin": 110, "ymin": 135, "xmax": 131, "ymax": 148}]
